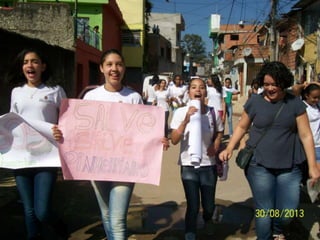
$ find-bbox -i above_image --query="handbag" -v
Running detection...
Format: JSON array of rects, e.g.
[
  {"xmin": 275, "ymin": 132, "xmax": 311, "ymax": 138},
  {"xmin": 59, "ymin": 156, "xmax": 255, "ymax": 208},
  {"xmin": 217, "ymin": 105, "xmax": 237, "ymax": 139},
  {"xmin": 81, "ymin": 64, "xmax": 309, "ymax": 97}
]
[
  {"xmin": 235, "ymin": 103, "xmax": 285, "ymax": 169},
  {"xmin": 236, "ymin": 145, "xmax": 254, "ymax": 169}
]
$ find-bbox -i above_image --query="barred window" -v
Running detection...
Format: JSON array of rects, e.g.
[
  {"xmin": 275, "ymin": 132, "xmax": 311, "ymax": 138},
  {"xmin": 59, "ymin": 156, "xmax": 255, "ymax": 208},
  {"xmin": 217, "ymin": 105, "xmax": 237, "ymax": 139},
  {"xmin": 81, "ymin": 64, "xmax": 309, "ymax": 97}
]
[{"xmin": 122, "ymin": 29, "xmax": 141, "ymax": 46}]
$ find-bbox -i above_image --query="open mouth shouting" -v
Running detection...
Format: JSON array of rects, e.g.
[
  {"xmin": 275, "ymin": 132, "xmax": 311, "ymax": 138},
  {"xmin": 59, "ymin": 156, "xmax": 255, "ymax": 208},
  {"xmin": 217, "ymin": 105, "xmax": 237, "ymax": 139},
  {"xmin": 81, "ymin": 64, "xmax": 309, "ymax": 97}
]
[
  {"xmin": 194, "ymin": 93, "xmax": 202, "ymax": 100},
  {"xmin": 25, "ymin": 69, "xmax": 36, "ymax": 79}
]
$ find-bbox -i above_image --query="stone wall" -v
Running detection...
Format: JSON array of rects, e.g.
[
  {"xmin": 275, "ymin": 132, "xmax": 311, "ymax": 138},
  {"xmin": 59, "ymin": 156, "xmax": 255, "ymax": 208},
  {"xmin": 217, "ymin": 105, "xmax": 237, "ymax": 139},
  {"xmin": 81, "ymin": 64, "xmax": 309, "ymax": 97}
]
[{"xmin": 0, "ymin": 2, "xmax": 74, "ymax": 50}]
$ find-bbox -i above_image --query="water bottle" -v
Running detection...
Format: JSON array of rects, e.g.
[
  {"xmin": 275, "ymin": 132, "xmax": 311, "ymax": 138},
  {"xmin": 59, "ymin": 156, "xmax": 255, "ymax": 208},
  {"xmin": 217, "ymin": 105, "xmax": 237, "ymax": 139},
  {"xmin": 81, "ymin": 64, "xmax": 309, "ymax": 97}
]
[{"xmin": 219, "ymin": 162, "xmax": 229, "ymax": 181}]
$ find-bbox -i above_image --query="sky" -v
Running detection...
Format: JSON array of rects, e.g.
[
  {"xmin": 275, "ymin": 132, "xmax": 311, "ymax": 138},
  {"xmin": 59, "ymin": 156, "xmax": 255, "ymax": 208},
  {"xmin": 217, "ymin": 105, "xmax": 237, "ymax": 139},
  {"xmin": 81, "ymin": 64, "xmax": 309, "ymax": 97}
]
[{"xmin": 150, "ymin": 0, "xmax": 299, "ymax": 53}]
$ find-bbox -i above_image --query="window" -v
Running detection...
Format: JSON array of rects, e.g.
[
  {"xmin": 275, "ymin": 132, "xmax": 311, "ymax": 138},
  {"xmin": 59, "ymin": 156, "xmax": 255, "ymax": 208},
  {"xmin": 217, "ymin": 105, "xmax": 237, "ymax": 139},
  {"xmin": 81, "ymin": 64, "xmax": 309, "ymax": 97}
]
[
  {"xmin": 121, "ymin": 29, "xmax": 141, "ymax": 46},
  {"xmin": 230, "ymin": 34, "xmax": 239, "ymax": 41},
  {"xmin": 166, "ymin": 47, "xmax": 171, "ymax": 61}
]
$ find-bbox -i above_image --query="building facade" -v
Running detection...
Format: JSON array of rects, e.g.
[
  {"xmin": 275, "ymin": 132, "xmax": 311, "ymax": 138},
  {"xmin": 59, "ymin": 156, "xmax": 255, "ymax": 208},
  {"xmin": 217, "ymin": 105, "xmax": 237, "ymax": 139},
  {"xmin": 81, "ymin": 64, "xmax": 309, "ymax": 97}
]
[
  {"xmin": 147, "ymin": 13, "xmax": 185, "ymax": 75},
  {"xmin": 0, "ymin": 0, "xmax": 148, "ymax": 105}
]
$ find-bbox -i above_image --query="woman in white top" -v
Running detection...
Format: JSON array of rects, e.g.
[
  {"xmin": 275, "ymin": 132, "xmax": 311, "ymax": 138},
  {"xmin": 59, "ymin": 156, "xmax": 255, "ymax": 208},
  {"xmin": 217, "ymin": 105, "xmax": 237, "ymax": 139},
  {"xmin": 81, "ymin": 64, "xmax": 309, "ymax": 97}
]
[
  {"xmin": 168, "ymin": 74, "xmax": 187, "ymax": 109},
  {"xmin": 206, "ymin": 74, "xmax": 226, "ymax": 123},
  {"xmin": 155, "ymin": 79, "xmax": 170, "ymax": 137},
  {"xmin": 301, "ymin": 83, "xmax": 320, "ymax": 238},
  {"xmin": 8, "ymin": 48, "xmax": 67, "ymax": 240},
  {"xmin": 53, "ymin": 49, "xmax": 169, "ymax": 240},
  {"xmin": 170, "ymin": 78, "xmax": 224, "ymax": 240},
  {"xmin": 302, "ymin": 84, "xmax": 320, "ymax": 162},
  {"xmin": 145, "ymin": 74, "xmax": 159, "ymax": 105}
]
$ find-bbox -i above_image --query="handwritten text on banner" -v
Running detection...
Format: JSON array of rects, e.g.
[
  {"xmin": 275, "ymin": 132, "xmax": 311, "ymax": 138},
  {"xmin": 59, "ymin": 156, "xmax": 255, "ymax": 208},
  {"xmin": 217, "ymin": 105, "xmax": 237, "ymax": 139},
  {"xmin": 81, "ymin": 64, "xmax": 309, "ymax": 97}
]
[{"xmin": 58, "ymin": 99, "xmax": 165, "ymax": 185}]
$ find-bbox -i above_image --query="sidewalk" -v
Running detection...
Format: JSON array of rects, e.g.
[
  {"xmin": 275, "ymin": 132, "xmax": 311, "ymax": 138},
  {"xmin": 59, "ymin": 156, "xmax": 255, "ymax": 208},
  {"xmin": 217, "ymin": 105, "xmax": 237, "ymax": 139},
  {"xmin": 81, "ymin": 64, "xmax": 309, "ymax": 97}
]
[{"xmin": 0, "ymin": 97, "xmax": 319, "ymax": 239}]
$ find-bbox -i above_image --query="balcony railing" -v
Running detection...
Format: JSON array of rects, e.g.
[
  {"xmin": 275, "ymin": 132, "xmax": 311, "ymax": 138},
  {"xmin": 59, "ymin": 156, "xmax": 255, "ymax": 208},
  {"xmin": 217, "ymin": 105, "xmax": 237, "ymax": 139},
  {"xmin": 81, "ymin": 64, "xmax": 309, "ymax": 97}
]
[{"xmin": 76, "ymin": 18, "xmax": 101, "ymax": 50}]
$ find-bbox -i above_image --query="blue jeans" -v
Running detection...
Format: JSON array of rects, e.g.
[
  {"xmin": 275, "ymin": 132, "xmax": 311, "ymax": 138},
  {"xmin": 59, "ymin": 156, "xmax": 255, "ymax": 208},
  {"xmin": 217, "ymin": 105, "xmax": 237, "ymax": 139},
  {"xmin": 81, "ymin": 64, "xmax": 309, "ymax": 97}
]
[
  {"xmin": 226, "ymin": 103, "xmax": 233, "ymax": 136},
  {"xmin": 14, "ymin": 167, "xmax": 58, "ymax": 239},
  {"xmin": 316, "ymin": 146, "xmax": 320, "ymax": 163},
  {"xmin": 91, "ymin": 181, "xmax": 134, "ymax": 240},
  {"xmin": 246, "ymin": 157, "xmax": 302, "ymax": 240},
  {"xmin": 181, "ymin": 166, "xmax": 217, "ymax": 235}
]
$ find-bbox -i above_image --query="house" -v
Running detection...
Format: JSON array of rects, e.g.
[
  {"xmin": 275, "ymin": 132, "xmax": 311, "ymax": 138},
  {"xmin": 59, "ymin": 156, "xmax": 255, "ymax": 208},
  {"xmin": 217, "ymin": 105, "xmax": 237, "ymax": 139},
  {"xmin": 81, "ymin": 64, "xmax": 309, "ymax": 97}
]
[
  {"xmin": 210, "ymin": 20, "xmax": 268, "ymax": 96},
  {"xmin": 209, "ymin": 0, "xmax": 320, "ymax": 96},
  {"xmin": 147, "ymin": 13, "xmax": 185, "ymax": 75},
  {"xmin": 0, "ymin": 0, "xmax": 146, "ymax": 115},
  {"xmin": 278, "ymin": 0, "xmax": 320, "ymax": 83}
]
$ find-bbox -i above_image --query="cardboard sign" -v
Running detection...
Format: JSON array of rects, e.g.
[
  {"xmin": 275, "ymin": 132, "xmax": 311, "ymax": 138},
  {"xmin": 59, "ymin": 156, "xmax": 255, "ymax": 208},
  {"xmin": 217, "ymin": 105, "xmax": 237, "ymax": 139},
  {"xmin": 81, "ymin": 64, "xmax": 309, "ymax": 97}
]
[{"xmin": 58, "ymin": 99, "xmax": 165, "ymax": 185}]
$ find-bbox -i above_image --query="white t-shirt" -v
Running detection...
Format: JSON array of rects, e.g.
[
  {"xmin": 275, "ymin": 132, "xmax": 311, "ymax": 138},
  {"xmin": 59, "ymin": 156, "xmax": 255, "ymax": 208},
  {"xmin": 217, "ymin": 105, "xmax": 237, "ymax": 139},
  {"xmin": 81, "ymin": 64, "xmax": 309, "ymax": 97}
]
[
  {"xmin": 84, "ymin": 85, "xmax": 143, "ymax": 104},
  {"xmin": 170, "ymin": 105, "xmax": 224, "ymax": 166},
  {"xmin": 155, "ymin": 89, "xmax": 169, "ymax": 111},
  {"xmin": 304, "ymin": 101, "xmax": 320, "ymax": 147},
  {"xmin": 168, "ymin": 85, "xmax": 187, "ymax": 105},
  {"xmin": 10, "ymin": 84, "xmax": 66, "ymax": 124},
  {"xmin": 146, "ymin": 84, "xmax": 157, "ymax": 103},
  {"xmin": 207, "ymin": 86, "xmax": 226, "ymax": 111}
]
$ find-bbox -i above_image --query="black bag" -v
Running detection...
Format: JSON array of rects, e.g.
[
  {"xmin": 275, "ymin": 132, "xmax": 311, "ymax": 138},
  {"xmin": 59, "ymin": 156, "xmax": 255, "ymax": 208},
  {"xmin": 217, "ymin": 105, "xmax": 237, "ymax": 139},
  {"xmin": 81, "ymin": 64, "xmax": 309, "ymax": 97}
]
[{"xmin": 236, "ymin": 146, "xmax": 254, "ymax": 169}]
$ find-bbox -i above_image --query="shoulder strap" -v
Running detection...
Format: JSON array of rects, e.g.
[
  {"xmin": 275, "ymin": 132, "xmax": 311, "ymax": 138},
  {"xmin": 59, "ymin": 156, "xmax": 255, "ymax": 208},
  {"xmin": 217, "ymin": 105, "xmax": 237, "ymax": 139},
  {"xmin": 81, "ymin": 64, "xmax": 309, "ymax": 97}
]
[{"xmin": 210, "ymin": 107, "xmax": 218, "ymax": 141}]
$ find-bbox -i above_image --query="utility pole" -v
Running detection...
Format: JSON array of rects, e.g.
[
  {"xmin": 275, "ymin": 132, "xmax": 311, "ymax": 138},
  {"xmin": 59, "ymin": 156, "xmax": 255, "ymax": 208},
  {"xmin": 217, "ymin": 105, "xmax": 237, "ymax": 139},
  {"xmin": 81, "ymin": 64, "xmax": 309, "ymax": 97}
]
[{"xmin": 270, "ymin": 0, "xmax": 278, "ymax": 61}]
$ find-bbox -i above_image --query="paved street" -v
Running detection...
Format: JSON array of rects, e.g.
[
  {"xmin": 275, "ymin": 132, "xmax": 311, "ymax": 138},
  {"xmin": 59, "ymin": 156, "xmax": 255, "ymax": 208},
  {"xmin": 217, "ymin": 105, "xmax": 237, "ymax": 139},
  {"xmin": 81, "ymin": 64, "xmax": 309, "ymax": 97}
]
[{"xmin": 0, "ymin": 97, "xmax": 319, "ymax": 239}]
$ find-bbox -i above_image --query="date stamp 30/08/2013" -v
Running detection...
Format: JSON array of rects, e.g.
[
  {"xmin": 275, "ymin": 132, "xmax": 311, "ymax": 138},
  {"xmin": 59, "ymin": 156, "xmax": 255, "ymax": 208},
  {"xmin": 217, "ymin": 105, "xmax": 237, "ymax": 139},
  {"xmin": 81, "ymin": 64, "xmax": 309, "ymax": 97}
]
[{"xmin": 255, "ymin": 209, "xmax": 304, "ymax": 218}]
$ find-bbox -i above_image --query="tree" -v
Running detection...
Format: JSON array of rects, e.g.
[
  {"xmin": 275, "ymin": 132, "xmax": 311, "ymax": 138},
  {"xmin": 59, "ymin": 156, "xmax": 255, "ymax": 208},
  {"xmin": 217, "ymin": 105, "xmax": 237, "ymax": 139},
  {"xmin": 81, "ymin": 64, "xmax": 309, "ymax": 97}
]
[{"xmin": 182, "ymin": 34, "xmax": 206, "ymax": 63}]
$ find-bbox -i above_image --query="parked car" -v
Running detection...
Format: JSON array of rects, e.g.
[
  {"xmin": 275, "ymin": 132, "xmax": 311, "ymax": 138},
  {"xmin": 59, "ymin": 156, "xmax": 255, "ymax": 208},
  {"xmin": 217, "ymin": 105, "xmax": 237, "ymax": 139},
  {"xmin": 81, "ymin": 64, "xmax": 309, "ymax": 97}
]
[{"xmin": 77, "ymin": 85, "xmax": 99, "ymax": 99}]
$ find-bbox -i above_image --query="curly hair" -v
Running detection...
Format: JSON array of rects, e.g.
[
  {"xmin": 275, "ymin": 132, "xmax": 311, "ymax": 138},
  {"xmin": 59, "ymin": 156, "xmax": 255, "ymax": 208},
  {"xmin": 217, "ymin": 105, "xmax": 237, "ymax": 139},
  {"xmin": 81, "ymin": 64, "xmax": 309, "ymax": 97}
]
[{"xmin": 256, "ymin": 61, "xmax": 293, "ymax": 90}]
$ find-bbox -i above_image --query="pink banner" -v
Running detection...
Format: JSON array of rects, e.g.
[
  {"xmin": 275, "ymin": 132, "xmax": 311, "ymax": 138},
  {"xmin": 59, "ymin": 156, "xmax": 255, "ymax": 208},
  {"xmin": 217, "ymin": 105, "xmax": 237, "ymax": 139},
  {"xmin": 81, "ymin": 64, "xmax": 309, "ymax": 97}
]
[{"xmin": 58, "ymin": 99, "xmax": 165, "ymax": 185}]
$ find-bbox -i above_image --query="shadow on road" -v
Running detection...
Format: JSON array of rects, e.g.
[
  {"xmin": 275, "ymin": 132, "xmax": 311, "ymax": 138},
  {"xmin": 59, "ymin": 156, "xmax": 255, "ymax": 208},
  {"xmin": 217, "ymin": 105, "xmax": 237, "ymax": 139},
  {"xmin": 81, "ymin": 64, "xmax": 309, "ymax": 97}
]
[{"xmin": 0, "ymin": 168, "xmax": 319, "ymax": 240}]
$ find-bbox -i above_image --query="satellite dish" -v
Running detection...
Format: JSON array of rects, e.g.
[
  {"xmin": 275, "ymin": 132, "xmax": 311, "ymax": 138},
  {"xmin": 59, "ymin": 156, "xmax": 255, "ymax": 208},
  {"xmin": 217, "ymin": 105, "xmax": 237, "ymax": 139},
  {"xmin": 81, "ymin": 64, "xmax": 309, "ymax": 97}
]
[
  {"xmin": 242, "ymin": 47, "xmax": 252, "ymax": 56},
  {"xmin": 291, "ymin": 38, "xmax": 304, "ymax": 51}
]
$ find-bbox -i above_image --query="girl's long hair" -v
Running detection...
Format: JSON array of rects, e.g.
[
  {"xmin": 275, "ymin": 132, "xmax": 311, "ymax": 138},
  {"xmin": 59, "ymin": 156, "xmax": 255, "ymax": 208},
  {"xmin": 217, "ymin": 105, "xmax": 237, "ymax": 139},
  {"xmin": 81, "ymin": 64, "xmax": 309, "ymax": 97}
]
[
  {"xmin": 210, "ymin": 74, "xmax": 223, "ymax": 94},
  {"xmin": 6, "ymin": 48, "xmax": 54, "ymax": 87}
]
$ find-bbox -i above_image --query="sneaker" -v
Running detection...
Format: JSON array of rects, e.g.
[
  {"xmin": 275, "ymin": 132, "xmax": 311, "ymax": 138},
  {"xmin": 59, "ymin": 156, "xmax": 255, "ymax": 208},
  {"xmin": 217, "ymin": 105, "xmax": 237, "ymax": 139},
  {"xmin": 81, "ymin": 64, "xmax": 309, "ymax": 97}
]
[
  {"xmin": 204, "ymin": 219, "xmax": 215, "ymax": 236},
  {"xmin": 185, "ymin": 232, "xmax": 196, "ymax": 240}
]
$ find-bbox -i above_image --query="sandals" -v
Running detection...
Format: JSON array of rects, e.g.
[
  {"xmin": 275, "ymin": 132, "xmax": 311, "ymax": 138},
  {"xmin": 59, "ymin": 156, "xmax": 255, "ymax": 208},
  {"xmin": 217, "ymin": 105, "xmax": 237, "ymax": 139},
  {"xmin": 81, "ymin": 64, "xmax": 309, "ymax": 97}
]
[{"xmin": 273, "ymin": 234, "xmax": 286, "ymax": 240}]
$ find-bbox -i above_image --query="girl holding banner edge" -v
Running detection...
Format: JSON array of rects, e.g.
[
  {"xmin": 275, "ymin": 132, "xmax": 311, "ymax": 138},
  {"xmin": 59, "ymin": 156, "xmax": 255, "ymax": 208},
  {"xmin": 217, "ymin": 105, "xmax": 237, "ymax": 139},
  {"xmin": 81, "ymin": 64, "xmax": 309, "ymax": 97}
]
[
  {"xmin": 170, "ymin": 78, "xmax": 224, "ymax": 240},
  {"xmin": 7, "ymin": 48, "xmax": 68, "ymax": 240},
  {"xmin": 53, "ymin": 48, "xmax": 169, "ymax": 240}
]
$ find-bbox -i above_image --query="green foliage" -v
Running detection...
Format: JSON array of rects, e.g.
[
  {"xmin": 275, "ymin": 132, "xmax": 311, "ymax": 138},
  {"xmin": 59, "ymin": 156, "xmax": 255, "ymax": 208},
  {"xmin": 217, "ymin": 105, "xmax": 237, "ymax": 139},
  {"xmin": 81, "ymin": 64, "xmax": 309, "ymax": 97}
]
[{"xmin": 182, "ymin": 34, "xmax": 206, "ymax": 63}]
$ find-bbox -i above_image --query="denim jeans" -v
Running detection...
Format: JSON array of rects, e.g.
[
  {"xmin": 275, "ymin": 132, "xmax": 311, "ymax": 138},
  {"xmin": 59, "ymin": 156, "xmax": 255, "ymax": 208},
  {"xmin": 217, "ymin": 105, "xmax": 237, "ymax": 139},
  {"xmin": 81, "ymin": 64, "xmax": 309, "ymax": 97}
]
[
  {"xmin": 315, "ymin": 146, "xmax": 320, "ymax": 163},
  {"xmin": 181, "ymin": 166, "xmax": 217, "ymax": 235},
  {"xmin": 225, "ymin": 103, "xmax": 233, "ymax": 136},
  {"xmin": 14, "ymin": 167, "xmax": 58, "ymax": 239},
  {"xmin": 246, "ymin": 157, "xmax": 302, "ymax": 240},
  {"xmin": 91, "ymin": 180, "xmax": 134, "ymax": 240}
]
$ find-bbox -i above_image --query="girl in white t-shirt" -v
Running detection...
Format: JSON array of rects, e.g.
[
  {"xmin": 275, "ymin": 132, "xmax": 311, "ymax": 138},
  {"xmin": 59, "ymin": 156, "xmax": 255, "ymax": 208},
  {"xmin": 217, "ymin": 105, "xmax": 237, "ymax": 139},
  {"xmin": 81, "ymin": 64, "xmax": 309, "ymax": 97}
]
[
  {"xmin": 53, "ymin": 49, "xmax": 169, "ymax": 239},
  {"xmin": 170, "ymin": 78, "xmax": 224, "ymax": 240},
  {"xmin": 301, "ymin": 83, "xmax": 320, "ymax": 238},
  {"xmin": 155, "ymin": 79, "xmax": 170, "ymax": 137},
  {"xmin": 168, "ymin": 74, "xmax": 187, "ymax": 109},
  {"xmin": 302, "ymin": 83, "xmax": 320, "ymax": 162},
  {"xmin": 8, "ymin": 48, "xmax": 67, "ymax": 239},
  {"xmin": 206, "ymin": 74, "xmax": 226, "ymax": 122}
]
